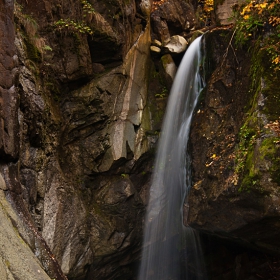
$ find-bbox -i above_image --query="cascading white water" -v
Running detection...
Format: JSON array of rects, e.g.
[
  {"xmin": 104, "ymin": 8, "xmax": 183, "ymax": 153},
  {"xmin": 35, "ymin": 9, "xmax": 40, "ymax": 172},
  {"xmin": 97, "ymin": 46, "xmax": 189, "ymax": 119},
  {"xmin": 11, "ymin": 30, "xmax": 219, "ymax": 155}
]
[{"xmin": 138, "ymin": 36, "xmax": 207, "ymax": 280}]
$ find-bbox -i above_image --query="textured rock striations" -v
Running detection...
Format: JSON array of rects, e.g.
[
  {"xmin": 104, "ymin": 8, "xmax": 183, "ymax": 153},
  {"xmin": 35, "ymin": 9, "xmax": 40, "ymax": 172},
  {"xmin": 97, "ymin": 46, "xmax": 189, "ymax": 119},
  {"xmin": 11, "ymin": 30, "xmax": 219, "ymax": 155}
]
[
  {"xmin": 0, "ymin": 1, "xmax": 66, "ymax": 279},
  {"xmin": 1, "ymin": 0, "xmax": 156, "ymax": 279},
  {"xmin": 0, "ymin": 0, "xmax": 19, "ymax": 160},
  {"xmin": 2, "ymin": 0, "xmax": 280, "ymax": 279}
]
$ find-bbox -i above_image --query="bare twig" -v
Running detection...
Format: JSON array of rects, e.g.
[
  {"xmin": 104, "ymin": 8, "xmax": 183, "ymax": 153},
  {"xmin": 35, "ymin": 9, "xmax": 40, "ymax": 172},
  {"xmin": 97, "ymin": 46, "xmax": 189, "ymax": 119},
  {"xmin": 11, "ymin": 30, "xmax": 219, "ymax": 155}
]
[
  {"xmin": 221, "ymin": 28, "xmax": 238, "ymax": 67},
  {"xmin": 231, "ymin": 43, "xmax": 239, "ymax": 64}
]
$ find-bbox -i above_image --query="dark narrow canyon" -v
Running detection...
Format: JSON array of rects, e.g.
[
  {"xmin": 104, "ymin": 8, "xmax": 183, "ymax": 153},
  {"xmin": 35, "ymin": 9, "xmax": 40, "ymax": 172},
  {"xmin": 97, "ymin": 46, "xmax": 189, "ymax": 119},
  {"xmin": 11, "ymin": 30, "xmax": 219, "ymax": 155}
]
[{"xmin": 0, "ymin": 0, "xmax": 279, "ymax": 279}]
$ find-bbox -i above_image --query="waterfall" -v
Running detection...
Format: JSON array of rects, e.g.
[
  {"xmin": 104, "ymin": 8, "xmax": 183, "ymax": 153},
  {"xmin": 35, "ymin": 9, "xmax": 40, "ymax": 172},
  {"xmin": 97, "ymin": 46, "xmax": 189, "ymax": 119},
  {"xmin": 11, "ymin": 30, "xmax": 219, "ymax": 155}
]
[{"xmin": 138, "ymin": 36, "xmax": 207, "ymax": 280}]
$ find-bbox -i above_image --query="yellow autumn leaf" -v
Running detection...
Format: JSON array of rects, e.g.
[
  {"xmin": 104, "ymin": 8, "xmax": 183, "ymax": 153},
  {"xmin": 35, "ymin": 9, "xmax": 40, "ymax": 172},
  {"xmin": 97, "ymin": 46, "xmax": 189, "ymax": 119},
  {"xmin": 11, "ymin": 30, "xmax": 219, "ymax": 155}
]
[
  {"xmin": 259, "ymin": 3, "xmax": 268, "ymax": 8},
  {"xmin": 272, "ymin": 56, "xmax": 280, "ymax": 65},
  {"xmin": 241, "ymin": 3, "xmax": 252, "ymax": 15}
]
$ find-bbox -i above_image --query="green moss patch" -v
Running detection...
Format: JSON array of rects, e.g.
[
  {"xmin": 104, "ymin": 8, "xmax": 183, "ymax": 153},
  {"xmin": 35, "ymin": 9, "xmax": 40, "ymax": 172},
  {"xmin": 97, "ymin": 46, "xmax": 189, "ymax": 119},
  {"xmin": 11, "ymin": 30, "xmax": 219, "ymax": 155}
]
[
  {"xmin": 259, "ymin": 137, "xmax": 280, "ymax": 185},
  {"xmin": 250, "ymin": 44, "xmax": 280, "ymax": 121},
  {"xmin": 240, "ymin": 173, "xmax": 260, "ymax": 193},
  {"xmin": 259, "ymin": 46, "xmax": 280, "ymax": 120},
  {"xmin": 24, "ymin": 38, "xmax": 42, "ymax": 63}
]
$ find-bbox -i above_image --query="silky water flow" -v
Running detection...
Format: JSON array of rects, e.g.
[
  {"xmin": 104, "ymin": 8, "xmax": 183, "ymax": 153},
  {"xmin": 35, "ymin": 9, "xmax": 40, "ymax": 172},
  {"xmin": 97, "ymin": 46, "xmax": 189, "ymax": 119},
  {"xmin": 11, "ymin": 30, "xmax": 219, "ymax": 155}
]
[{"xmin": 138, "ymin": 36, "xmax": 207, "ymax": 280}]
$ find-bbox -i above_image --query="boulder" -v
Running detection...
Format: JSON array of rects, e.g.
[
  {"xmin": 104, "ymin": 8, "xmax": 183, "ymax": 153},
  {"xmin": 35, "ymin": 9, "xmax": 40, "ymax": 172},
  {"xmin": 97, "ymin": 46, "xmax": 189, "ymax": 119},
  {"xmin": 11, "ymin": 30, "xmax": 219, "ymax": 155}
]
[
  {"xmin": 216, "ymin": 0, "xmax": 246, "ymax": 25},
  {"xmin": 150, "ymin": 45, "xmax": 161, "ymax": 53},
  {"xmin": 160, "ymin": 54, "xmax": 177, "ymax": 89},
  {"xmin": 152, "ymin": 39, "xmax": 162, "ymax": 47},
  {"xmin": 163, "ymin": 35, "xmax": 188, "ymax": 54}
]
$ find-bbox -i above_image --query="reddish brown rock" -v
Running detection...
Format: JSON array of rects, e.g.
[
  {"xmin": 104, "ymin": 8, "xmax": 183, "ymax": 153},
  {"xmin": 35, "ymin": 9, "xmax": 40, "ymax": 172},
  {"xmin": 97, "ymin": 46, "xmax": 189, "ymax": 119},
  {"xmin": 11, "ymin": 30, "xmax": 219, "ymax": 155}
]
[
  {"xmin": 187, "ymin": 30, "xmax": 280, "ymax": 255},
  {"xmin": 0, "ymin": 0, "xmax": 19, "ymax": 160}
]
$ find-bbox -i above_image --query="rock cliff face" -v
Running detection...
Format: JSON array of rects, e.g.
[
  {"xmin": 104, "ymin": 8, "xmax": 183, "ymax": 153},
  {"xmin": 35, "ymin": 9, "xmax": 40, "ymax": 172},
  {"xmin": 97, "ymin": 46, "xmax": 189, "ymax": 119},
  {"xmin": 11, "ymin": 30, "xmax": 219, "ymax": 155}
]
[
  {"xmin": 1, "ymin": 0, "xmax": 156, "ymax": 279},
  {"xmin": 215, "ymin": 0, "xmax": 244, "ymax": 25},
  {"xmin": 0, "ymin": 0, "xmax": 202, "ymax": 278},
  {"xmin": 1, "ymin": 0, "xmax": 280, "ymax": 279},
  {"xmin": 0, "ymin": 0, "xmax": 19, "ymax": 160},
  {"xmin": 187, "ymin": 28, "xmax": 280, "ymax": 256}
]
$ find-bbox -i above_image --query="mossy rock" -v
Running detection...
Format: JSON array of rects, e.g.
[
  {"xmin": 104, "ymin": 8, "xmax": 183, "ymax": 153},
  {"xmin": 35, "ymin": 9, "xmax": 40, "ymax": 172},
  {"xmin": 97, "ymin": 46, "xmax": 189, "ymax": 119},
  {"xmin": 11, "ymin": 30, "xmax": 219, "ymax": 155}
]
[
  {"xmin": 24, "ymin": 38, "xmax": 42, "ymax": 63},
  {"xmin": 251, "ymin": 46, "xmax": 280, "ymax": 121},
  {"xmin": 236, "ymin": 35, "xmax": 280, "ymax": 192},
  {"xmin": 259, "ymin": 137, "xmax": 280, "ymax": 185},
  {"xmin": 240, "ymin": 173, "xmax": 260, "ymax": 193}
]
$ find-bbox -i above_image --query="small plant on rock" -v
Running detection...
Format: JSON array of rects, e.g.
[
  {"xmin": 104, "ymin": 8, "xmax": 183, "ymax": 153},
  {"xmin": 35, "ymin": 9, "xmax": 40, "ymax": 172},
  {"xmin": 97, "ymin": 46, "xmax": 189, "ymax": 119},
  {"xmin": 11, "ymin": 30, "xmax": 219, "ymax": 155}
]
[
  {"xmin": 234, "ymin": 0, "xmax": 280, "ymax": 72},
  {"xmin": 54, "ymin": 0, "xmax": 95, "ymax": 35},
  {"xmin": 14, "ymin": 1, "xmax": 52, "ymax": 60}
]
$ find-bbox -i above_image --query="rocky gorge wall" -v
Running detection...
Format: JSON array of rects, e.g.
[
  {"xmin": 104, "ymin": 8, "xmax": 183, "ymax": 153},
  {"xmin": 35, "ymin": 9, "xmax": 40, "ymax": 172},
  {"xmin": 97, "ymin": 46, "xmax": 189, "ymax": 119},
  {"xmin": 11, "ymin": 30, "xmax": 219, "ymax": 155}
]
[
  {"xmin": 1, "ymin": 0, "xmax": 155, "ymax": 279},
  {"xmin": 1, "ymin": 0, "xmax": 199, "ymax": 278},
  {"xmin": 186, "ymin": 25, "xmax": 280, "ymax": 277},
  {"xmin": 1, "ymin": 0, "xmax": 280, "ymax": 279}
]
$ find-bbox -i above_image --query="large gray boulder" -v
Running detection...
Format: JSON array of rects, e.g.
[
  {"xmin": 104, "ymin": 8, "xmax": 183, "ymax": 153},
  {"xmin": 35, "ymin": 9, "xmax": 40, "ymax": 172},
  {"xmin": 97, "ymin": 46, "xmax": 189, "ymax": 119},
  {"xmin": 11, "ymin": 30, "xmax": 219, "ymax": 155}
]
[{"xmin": 163, "ymin": 35, "xmax": 188, "ymax": 54}]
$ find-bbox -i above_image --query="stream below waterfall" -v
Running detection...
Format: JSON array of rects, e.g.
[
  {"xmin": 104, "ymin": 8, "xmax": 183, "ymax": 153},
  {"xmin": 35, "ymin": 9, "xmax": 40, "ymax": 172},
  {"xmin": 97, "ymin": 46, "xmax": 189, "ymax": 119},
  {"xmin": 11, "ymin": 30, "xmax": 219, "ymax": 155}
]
[{"xmin": 138, "ymin": 35, "xmax": 207, "ymax": 280}]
